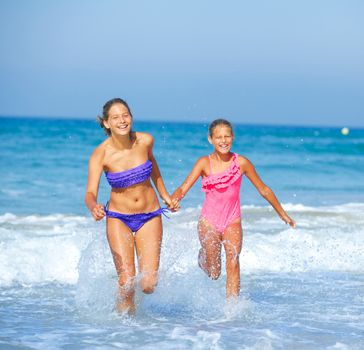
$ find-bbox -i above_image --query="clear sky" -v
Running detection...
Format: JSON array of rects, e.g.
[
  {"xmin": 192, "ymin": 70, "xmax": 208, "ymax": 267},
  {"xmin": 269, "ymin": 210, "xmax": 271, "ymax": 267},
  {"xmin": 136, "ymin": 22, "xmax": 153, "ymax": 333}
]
[{"xmin": 0, "ymin": 0, "xmax": 363, "ymax": 126}]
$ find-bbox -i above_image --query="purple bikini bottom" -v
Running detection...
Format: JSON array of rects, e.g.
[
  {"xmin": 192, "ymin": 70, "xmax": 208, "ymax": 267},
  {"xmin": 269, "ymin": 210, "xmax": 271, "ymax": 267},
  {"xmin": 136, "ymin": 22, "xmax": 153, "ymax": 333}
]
[{"xmin": 104, "ymin": 204, "xmax": 169, "ymax": 232}]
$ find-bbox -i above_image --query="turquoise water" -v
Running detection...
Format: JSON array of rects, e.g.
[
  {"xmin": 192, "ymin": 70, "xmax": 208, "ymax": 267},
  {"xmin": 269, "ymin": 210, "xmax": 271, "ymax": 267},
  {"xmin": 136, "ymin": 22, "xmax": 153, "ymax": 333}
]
[
  {"xmin": 1, "ymin": 117, "xmax": 364, "ymax": 214},
  {"xmin": 1, "ymin": 117, "xmax": 363, "ymax": 349}
]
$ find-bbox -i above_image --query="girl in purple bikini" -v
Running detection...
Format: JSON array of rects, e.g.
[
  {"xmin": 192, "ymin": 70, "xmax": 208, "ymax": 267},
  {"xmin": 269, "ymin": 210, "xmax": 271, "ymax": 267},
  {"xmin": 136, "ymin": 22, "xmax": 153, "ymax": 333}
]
[{"xmin": 85, "ymin": 98, "xmax": 175, "ymax": 313}]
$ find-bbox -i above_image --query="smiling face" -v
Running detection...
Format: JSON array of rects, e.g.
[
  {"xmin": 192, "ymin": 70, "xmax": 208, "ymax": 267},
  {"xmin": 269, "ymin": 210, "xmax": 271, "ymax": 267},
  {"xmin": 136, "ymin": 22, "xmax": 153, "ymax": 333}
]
[
  {"xmin": 103, "ymin": 103, "xmax": 132, "ymax": 136},
  {"xmin": 208, "ymin": 124, "xmax": 234, "ymax": 154}
]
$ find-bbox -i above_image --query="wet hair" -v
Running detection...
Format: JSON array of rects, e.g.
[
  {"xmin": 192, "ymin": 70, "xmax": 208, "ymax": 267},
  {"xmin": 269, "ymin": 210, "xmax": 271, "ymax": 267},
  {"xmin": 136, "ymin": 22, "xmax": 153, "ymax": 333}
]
[
  {"xmin": 97, "ymin": 98, "xmax": 133, "ymax": 136},
  {"xmin": 208, "ymin": 118, "xmax": 233, "ymax": 137}
]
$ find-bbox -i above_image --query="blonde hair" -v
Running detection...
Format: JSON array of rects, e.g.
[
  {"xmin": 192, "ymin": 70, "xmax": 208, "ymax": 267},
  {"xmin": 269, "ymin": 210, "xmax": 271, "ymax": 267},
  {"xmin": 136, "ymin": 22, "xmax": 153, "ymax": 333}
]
[{"xmin": 208, "ymin": 119, "xmax": 233, "ymax": 136}]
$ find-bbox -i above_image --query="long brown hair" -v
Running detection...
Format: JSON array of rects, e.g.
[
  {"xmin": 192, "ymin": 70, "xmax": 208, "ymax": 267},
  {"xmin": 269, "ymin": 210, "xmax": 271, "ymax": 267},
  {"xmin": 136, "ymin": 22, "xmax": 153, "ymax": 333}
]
[{"xmin": 97, "ymin": 98, "xmax": 133, "ymax": 136}]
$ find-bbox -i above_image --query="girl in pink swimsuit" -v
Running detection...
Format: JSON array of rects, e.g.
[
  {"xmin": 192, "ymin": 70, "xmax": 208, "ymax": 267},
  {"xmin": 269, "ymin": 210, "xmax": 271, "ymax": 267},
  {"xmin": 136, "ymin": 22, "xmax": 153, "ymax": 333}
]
[{"xmin": 171, "ymin": 119, "xmax": 296, "ymax": 299}]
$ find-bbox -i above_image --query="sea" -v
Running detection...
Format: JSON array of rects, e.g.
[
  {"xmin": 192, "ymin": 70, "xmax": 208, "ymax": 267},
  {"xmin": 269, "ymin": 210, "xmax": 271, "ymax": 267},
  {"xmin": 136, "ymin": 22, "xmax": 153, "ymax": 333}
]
[{"xmin": 0, "ymin": 116, "xmax": 363, "ymax": 350}]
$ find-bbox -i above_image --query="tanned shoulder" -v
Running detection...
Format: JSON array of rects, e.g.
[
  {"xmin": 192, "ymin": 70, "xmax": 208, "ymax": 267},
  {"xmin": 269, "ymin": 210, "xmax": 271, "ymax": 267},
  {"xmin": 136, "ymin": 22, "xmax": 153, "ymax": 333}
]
[
  {"xmin": 92, "ymin": 139, "xmax": 107, "ymax": 158},
  {"xmin": 136, "ymin": 132, "xmax": 154, "ymax": 146},
  {"xmin": 196, "ymin": 155, "xmax": 210, "ymax": 175},
  {"xmin": 236, "ymin": 154, "xmax": 254, "ymax": 173},
  {"xmin": 89, "ymin": 140, "xmax": 107, "ymax": 171}
]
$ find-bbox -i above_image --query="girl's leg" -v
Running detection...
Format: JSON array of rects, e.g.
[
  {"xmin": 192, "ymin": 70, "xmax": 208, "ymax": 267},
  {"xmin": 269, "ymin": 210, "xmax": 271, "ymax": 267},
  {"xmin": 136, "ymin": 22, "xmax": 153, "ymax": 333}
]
[
  {"xmin": 106, "ymin": 218, "xmax": 136, "ymax": 313},
  {"xmin": 134, "ymin": 215, "xmax": 163, "ymax": 294},
  {"xmin": 197, "ymin": 217, "xmax": 222, "ymax": 280},
  {"xmin": 222, "ymin": 220, "xmax": 243, "ymax": 298}
]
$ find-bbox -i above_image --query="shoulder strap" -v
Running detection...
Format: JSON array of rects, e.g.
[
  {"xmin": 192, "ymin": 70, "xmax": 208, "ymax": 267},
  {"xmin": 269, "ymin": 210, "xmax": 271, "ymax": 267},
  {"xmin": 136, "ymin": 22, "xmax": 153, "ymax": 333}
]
[
  {"xmin": 233, "ymin": 153, "xmax": 239, "ymax": 165},
  {"xmin": 208, "ymin": 155, "xmax": 213, "ymax": 175}
]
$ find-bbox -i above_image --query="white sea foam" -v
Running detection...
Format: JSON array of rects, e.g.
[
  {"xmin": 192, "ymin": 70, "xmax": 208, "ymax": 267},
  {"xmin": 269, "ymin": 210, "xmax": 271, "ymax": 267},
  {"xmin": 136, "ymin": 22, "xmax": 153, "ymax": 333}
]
[
  {"xmin": 0, "ymin": 213, "xmax": 94, "ymax": 286},
  {"xmin": 0, "ymin": 202, "xmax": 363, "ymax": 287}
]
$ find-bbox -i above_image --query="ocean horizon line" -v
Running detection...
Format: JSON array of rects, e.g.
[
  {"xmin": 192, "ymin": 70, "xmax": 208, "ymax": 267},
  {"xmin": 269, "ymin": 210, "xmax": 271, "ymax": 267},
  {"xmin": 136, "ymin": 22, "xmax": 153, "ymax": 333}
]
[{"xmin": 1, "ymin": 114, "xmax": 363, "ymax": 131}]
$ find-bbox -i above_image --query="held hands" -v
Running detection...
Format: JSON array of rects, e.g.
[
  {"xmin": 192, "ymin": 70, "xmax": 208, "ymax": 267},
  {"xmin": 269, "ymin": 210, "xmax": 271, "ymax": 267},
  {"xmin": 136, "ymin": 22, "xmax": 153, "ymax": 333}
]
[
  {"xmin": 163, "ymin": 194, "xmax": 180, "ymax": 212},
  {"xmin": 91, "ymin": 203, "xmax": 105, "ymax": 221},
  {"xmin": 171, "ymin": 188, "xmax": 183, "ymax": 208},
  {"xmin": 170, "ymin": 189, "xmax": 183, "ymax": 211},
  {"xmin": 163, "ymin": 189, "xmax": 183, "ymax": 212}
]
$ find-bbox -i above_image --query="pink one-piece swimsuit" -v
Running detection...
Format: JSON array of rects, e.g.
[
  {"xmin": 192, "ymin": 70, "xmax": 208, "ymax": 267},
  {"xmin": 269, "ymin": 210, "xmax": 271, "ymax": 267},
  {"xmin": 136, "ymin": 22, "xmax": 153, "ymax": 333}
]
[{"xmin": 200, "ymin": 153, "xmax": 243, "ymax": 232}]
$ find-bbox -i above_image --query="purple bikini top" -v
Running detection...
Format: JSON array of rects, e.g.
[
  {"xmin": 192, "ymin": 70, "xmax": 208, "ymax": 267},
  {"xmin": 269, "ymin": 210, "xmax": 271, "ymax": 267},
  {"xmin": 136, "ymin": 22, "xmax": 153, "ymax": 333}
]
[{"xmin": 105, "ymin": 160, "xmax": 152, "ymax": 188}]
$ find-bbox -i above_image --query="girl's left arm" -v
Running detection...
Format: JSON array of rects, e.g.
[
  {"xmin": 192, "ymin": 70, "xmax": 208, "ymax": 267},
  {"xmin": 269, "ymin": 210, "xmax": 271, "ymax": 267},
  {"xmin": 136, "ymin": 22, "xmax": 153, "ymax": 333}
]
[
  {"xmin": 150, "ymin": 153, "xmax": 173, "ymax": 207},
  {"xmin": 241, "ymin": 157, "xmax": 296, "ymax": 228},
  {"xmin": 147, "ymin": 136, "xmax": 173, "ymax": 208}
]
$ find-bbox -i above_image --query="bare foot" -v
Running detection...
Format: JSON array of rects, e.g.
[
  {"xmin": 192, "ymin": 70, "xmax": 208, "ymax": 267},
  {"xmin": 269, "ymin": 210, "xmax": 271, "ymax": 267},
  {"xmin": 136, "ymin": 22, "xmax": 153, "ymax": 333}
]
[{"xmin": 116, "ymin": 298, "xmax": 136, "ymax": 316}]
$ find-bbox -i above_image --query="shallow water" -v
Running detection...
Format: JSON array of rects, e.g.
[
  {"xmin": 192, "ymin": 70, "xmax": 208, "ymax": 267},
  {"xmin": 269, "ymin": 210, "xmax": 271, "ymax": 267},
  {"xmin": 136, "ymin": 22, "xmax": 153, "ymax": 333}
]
[
  {"xmin": 1, "ymin": 203, "xmax": 363, "ymax": 349},
  {"xmin": 1, "ymin": 117, "xmax": 363, "ymax": 349}
]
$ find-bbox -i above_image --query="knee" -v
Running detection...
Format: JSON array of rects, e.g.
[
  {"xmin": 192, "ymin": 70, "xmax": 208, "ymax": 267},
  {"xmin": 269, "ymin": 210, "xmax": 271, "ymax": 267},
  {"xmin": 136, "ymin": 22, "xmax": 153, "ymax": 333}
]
[
  {"xmin": 226, "ymin": 255, "xmax": 240, "ymax": 272},
  {"xmin": 140, "ymin": 272, "xmax": 158, "ymax": 294},
  {"xmin": 118, "ymin": 271, "xmax": 135, "ymax": 290}
]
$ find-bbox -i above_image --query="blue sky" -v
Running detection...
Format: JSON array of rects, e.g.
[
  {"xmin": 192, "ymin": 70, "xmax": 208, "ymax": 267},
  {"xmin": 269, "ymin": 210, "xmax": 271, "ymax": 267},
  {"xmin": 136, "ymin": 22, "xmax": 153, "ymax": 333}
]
[{"xmin": 0, "ymin": 0, "xmax": 363, "ymax": 126}]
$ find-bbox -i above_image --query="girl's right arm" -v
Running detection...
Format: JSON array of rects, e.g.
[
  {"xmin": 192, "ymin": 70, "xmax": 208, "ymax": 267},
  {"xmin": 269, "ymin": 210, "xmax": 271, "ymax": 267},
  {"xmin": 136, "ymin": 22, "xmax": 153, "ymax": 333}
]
[
  {"xmin": 85, "ymin": 146, "xmax": 106, "ymax": 221},
  {"xmin": 171, "ymin": 157, "xmax": 207, "ymax": 205}
]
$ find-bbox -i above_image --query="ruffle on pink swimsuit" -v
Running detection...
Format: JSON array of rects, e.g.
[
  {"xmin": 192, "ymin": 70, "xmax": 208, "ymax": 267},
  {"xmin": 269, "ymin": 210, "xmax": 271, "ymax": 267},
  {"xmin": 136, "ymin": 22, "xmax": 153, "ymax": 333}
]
[{"xmin": 200, "ymin": 153, "xmax": 242, "ymax": 232}]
